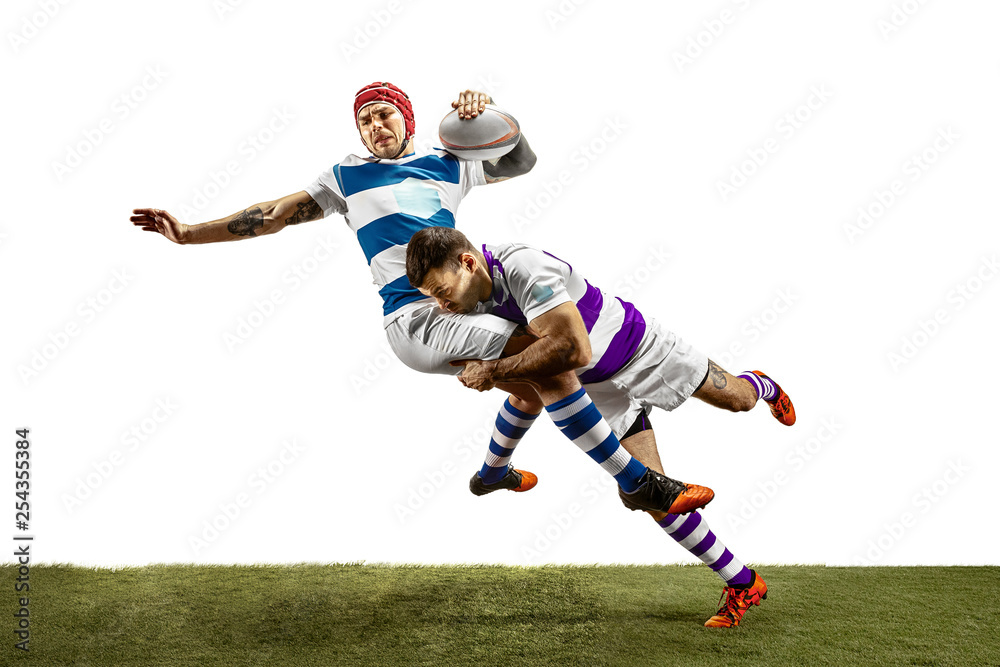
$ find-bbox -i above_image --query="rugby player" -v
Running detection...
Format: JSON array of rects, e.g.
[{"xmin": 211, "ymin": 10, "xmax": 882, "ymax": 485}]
[
  {"xmin": 131, "ymin": 82, "xmax": 711, "ymax": 515},
  {"xmin": 406, "ymin": 226, "xmax": 798, "ymax": 628}
]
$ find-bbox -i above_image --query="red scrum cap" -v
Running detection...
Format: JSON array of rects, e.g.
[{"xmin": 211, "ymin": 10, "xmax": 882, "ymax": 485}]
[{"xmin": 354, "ymin": 81, "xmax": 415, "ymax": 141}]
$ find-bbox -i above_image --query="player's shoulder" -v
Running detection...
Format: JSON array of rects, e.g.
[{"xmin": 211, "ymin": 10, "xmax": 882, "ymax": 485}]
[
  {"xmin": 341, "ymin": 148, "xmax": 460, "ymax": 168},
  {"xmin": 335, "ymin": 153, "xmax": 376, "ymax": 169},
  {"xmin": 489, "ymin": 242, "xmax": 564, "ymax": 276},
  {"xmin": 488, "ymin": 241, "xmax": 541, "ymax": 260}
]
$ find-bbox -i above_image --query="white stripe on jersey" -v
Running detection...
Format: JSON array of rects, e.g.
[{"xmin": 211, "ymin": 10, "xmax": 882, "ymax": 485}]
[{"xmin": 369, "ymin": 243, "xmax": 409, "ymax": 287}]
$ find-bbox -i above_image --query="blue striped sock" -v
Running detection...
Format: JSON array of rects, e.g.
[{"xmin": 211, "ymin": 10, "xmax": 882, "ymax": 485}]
[
  {"xmin": 480, "ymin": 399, "xmax": 540, "ymax": 484},
  {"xmin": 544, "ymin": 387, "xmax": 647, "ymax": 493}
]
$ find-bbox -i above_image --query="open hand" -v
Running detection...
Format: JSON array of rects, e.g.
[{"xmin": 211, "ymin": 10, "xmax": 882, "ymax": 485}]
[{"xmin": 131, "ymin": 208, "xmax": 187, "ymax": 244}]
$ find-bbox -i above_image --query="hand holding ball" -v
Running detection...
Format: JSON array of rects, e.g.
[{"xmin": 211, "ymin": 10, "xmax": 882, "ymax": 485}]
[{"xmin": 438, "ymin": 104, "xmax": 521, "ymax": 161}]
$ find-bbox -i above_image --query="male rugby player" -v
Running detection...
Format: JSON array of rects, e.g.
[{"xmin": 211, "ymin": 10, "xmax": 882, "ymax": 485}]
[
  {"xmin": 406, "ymin": 226, "xmax": 798, "ymax": 628},
  {"xmin": 131, "ymin": 82, "xmax": 709, "ymax": 515}
]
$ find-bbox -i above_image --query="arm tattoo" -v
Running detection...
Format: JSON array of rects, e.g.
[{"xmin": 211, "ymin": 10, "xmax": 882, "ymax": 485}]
[
  {"xmin": 707, "ymin": 359, "xmax": 728, "ymax": 390},
  {"xmin": 227, "ymin": 206, "xmax": 264, "ymax": 237},
  {"xmin": 283, "ymin": 199, "xmax": 322, "ymax": 226}
]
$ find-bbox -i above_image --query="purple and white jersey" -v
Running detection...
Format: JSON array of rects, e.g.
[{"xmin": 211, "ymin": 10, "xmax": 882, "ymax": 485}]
[{"xmin": 480, "ymin": 243, "xmax": 647, "ymax": 384}]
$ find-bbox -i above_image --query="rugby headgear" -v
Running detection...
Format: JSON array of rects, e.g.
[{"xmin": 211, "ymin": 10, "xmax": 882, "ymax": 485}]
[{"xmin": 354, "ymin": 81, "xmax": 415, "ymax": 145}]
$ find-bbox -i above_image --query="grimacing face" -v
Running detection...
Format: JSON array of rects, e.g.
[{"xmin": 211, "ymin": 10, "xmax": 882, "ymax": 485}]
[
  {"xmin": 418, "ymin": 260, "xmax": 482, "ymax": 314},
  {"xmin": 357, "ymin": 103, "xmax": 406, "ymax": 158}
]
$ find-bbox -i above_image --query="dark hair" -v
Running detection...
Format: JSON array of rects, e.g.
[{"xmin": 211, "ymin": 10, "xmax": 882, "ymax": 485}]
[{"xmin": 406, "ymin": 227, "xmax": 475, "ymax": 288}]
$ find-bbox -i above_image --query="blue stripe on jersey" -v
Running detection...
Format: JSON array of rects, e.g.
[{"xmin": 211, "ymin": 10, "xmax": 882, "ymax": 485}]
[
  {"xmin": 338, "ymin": 155, "xmax": 461, "ymax": 198},
  {"xmin": 333, "ymin": 164, "xmax": 345, "ymax": 195},
  {"xmin": 357, "ymin": 209, "xmax": 457, "ymax": 264},
  {"xmin": 378, "ymin": 275, "xmax": 426, "ymax": 316}
]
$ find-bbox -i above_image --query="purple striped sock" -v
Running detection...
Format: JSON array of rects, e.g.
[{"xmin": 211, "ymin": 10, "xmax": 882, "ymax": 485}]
[
  {"xmin": 738, "ymin": 372, "xmax": 777, "ymax": 402},
  {"xmin": 657, "ymin": 512, "xmax": 752, "ymax": 586}
]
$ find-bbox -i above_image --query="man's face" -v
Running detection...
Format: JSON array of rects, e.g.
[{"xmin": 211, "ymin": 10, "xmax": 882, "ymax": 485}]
[
  {"xmin": 418, "ymin": 260, "xmax": 482, "ymax": 314},
  {"xmin": 358, "ymin": 103, "xmax": 406, "ymax": 158}
]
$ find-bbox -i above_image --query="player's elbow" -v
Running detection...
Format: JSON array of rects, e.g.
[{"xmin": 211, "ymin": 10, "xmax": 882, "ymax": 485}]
[
  {"xmin": 515, "ymin": 143, "xmax": 537, "ymax": 175},
  {"xmin": 518, "ymin": 147, "xmax": 537, "ymax": 174},
  {"xmin": 504, "ymin": 136, "xmax": 537, "ymax": 177},
  {"xmin": 567, "ymin": 337, "xmax": 592, "ymax": 369}
]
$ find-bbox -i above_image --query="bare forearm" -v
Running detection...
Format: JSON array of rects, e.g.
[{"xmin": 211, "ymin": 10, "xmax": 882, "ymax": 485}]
[
  {"xmin": 182, "ymin": 204, "xmax": 273, "ymax": 244},
  {"xmin": 492, "ymin": 333, "xmax": 580, "ymax": 383},
  {"xmin": 182, "ymin": 193, "xmax": 322, "ymax": 244}
]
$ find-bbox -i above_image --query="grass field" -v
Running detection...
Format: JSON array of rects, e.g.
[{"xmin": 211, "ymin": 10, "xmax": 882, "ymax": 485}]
[{"xmin": 2, "ymin": 564, "xmax": 997, "ymax": 666}]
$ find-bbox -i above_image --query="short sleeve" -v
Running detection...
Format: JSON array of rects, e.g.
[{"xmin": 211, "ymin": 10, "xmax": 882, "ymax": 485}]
[
  {"xmin": 502, "ymin": 247, "xmax": 574, "ymax": 324},
  {"xmin": 459, "ymin": 158, "xmax": 487, "ymax": 197},
  {"xmin": 304, "ymin": 166, "xmax": 348, "ymax": 217}
]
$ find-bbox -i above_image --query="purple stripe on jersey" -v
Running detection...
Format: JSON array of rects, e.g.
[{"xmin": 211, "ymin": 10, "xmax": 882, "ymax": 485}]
[
  {"xmin": 575, "ymin": 281, "xmax": 603, "ymax": 333},
  {"xmin": 493, "ymin": 299, "xmax": 527, "ymax": 325},
  {"xmin": 482, "ymin": 246, "xmax": 504, "ymax": 277},
  {"xmin": 578, "ymin": 297, "xmax": 647, "ymax": 384},
  {"xmin": 483, "ymin": 247, "xmax": 528, "ymax": 325}
]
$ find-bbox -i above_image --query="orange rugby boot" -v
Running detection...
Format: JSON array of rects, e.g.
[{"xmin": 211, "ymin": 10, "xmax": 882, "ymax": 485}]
[
  {"xmin": 704, "ymin": 569, "xmax": 768, "ymax": 628},
  {"xmin": 469, "ymin": 467, "xmax": 537, "ymax": 496},
  {"xmin": 619, "ymin": 469, "xmax": 715, "ymax": 514},
  {"xmin": 511, "ymin": 469, "xmax": 538, "ymax": 492},
  {"xmin": 751, "ymin": 370, "xmax": 796, "ymax": 426}
]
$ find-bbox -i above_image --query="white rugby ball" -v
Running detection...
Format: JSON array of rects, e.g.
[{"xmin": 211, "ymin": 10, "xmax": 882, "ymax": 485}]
[{"xmin": 438, "ymin": 104, "xmax": 521, "ymax": 161}]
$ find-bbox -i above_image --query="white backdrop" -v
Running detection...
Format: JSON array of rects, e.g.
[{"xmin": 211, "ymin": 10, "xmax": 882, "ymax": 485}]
[{"xmin": 3, "ymin": 0, "xmax": 997, "ymax": 568}]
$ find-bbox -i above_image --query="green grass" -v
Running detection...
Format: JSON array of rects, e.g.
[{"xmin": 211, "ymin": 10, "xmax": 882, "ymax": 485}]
[{"xmin": 3, "ymin": 564, "xmax": 997, "ymax": 666}]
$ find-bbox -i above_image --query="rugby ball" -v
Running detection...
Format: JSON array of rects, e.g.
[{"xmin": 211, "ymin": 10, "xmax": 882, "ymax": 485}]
[{"xmin": 438, "ymin": 104, "xmax": 520, "ymax": 161}]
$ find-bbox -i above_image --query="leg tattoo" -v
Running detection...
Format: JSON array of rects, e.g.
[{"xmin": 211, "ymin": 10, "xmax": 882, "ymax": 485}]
[{"xmin": 707, "ymin": 359, "xmax": 728, "ymax": 390}]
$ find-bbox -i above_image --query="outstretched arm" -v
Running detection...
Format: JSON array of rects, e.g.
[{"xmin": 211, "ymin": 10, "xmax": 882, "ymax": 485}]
[
  {"xmin": 131, "ymin": 190, "xmax": 322, "ymax": 245},
  {"xmin": 451, "ymin": 89, "xmax": 537, "ymax": 183}
]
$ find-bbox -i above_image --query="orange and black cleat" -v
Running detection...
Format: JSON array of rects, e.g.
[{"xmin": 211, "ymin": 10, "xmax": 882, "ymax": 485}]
[
  {"xmin": 752, "ymin": 370, "xmax": 796, "ymax": 426},
  {"xmin": 511, "ymin": 469, "xmax": 538, "ymax": 492},
  {"xmin": 469, "ymin": 467, "xmax": 537, "ymax": 496},
  {"xmin": 665, "ymin": 482, "xmax": 715, "ymax": 514},
  {"xmin": 704, "ymin": 569, "xmax": 768, "ymax": 628},
  {"xmin": 618, "ymin": 469, "xmax": 715, "ymax": 514}
]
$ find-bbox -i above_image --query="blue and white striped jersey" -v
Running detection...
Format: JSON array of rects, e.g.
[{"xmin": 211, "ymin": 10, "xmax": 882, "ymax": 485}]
[{"xmin": 305, "ymin": 149, "xmax": 486, "ymax": 316}]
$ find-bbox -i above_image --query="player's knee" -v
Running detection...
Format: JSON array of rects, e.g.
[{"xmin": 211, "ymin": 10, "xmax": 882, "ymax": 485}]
[
  {"xmin": 535, "ymin": 371, "xmax": 578, "ymax": 394},
  {"xmin": 729, "ymin": 392, "xmax": 757, "ymax": 413},
  {"xmin": 509, "ymin": 393, "xmax": 543, "ymax": 414}
]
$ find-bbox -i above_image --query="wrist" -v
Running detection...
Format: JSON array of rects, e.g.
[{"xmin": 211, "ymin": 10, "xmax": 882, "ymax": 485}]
[{"xmin": 489, "ymin": 358, "xmax": 511, "ymax": 383}]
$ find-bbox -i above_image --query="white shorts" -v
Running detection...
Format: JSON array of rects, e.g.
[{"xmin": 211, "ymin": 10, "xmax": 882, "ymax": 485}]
[
  {"xmin": 385, "ymin": 299, "xmax": 518, "ymax": 376},
  {"xmin": 584, "ymin": 319, "xmax": 709, "ymax": 439}
]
